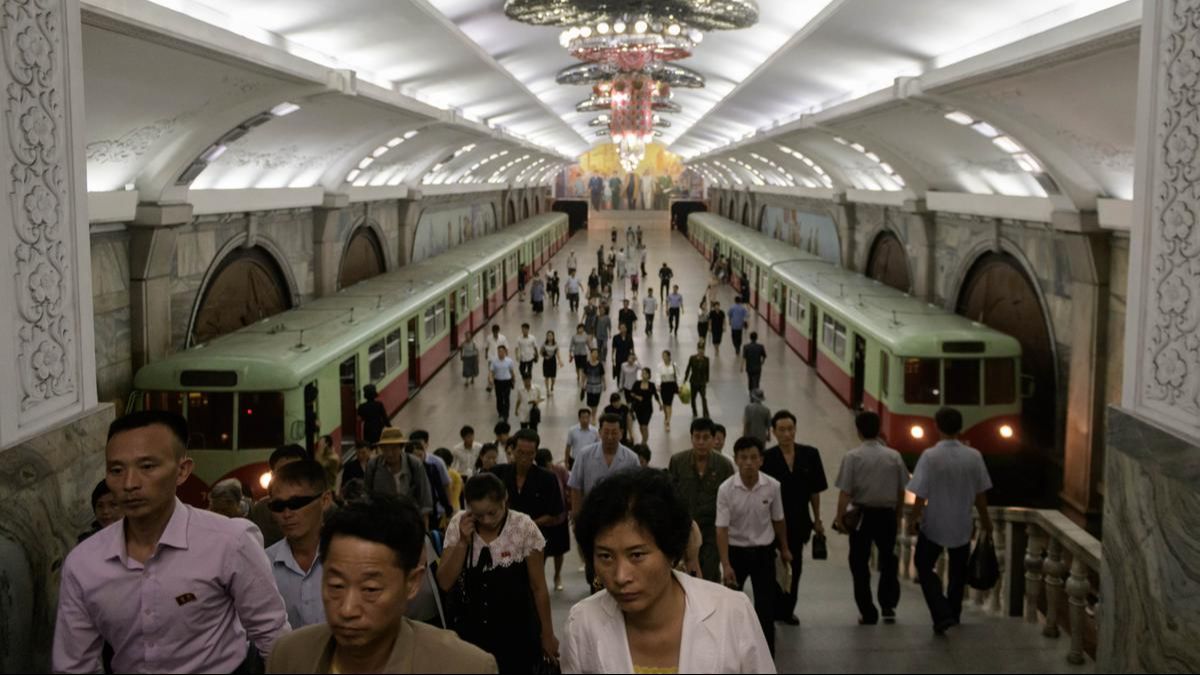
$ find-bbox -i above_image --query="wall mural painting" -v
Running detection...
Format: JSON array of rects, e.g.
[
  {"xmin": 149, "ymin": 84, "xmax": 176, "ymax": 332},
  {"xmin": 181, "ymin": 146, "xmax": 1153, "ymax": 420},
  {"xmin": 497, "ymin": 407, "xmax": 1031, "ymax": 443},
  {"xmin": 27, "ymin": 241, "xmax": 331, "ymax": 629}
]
[
  {"xmin": 412, "ymin": 203, "xmax": 497, "ymax": 263},
  {"xmin": 556, "ymin": 142, "xmax": 703, "ymax": 210},
  {"xmin": 760, "ymin": 206, "xmax": 842, "ymax": 266}
]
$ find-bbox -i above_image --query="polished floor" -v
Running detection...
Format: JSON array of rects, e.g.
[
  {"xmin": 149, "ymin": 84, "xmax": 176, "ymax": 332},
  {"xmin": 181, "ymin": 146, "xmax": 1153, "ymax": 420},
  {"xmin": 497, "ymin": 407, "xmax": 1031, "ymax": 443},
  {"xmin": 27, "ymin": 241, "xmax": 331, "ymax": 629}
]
[{"xmin": 390, "ymin": 211, "xmax": 1090, "ymax": 673}]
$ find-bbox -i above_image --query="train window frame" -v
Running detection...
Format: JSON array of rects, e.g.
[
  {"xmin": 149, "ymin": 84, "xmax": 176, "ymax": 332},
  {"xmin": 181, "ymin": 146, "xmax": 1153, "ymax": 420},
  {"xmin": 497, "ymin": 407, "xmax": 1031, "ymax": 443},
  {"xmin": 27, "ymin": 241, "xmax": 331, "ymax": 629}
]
[
  {"xmin": 985, "ymin": 358, "xmax": 1017, "ymax": 405},
  {"xmin": 904, "ymin": 357, "xmax": 941, "ymax": 405},
  {"xmin": 368, "ymin": 337, "xmax": 387, "ymax": 383},
  {"xmin": 143, "ymin": 391, "xmax": 185, "ymax": 415},
  {"xmin": 834, "ymin": 322, "xmax": 847, "ymax": 359},
  {"xmin": 423, "ymin": 306, "xmax": 436, "ymax": 340},
  {"xmin": 385, "ymin": 329, "xmax": 402, "ymax": 373},
  {"xmin": 822, "ymin": 313, "xmax": 835, "ymax": 351},
  {"xmin": 881, "ymin": 352, "xmax": 890, "ymax": 398},
  {"xmin": 185, "ymin": 391, "xmax": 234, "ymax": 450},
  {"xmin": 435, "ymin": 300, "xmax": 447, "ymax": 335},
  {"xmin": 237, "ymin": 391, "xmax": 285, "ymax": 449},
  {"xmin": 944, "ymin": 359, "xmax": 982, "ymax": 406}
]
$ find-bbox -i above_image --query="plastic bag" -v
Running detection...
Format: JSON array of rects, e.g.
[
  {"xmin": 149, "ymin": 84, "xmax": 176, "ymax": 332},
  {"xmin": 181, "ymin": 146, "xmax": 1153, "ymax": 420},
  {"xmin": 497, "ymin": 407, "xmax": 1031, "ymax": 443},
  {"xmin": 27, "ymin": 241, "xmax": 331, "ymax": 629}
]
[
  {"xmin": 679, "ymin": 381, "xmax": 692, "ymax": 405},
  {"xmin": 967, "ymin": 533, "xmax": 1000, "ymax": 590}
]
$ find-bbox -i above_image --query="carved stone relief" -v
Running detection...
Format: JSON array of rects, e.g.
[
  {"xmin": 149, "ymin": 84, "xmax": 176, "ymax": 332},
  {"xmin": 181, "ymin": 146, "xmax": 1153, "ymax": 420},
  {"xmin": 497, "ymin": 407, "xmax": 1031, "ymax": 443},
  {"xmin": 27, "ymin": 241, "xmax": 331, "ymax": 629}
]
[
  {"xmin": 3, "ymin": 0, "xmax": 79, "ymax": 420},
  {"xmin": 85, "ymin": 115, "xmax": 186, "ymax": 164}
]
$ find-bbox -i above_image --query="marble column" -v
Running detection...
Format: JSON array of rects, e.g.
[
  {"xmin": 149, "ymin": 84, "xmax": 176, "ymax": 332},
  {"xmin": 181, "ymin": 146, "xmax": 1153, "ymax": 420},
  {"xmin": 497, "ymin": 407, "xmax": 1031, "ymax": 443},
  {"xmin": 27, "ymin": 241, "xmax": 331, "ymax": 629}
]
[
  {"xmin": 312, "ymin": 193, "xmax": 350, "ymax": 297},
  {"xmin": 903, "ymin": 200, "xmax": 938, "ymax": 302},
  {"xmin": 128, "ymin": 202, "xmax": 190, "ymax": 368},
  {"xmin": 1100, "ymin": 0, "xmax": 1200, "ymax": 670},
  {"xmin": 0, "ymin": 0, "xmax": 115, "ymax": 670},
  {"xmin": 830, "ymin": 194, "xmax": 856, "ymax": 269},
  {"xmin": 395, "ymin": 195, "xmax": 423, "ymax": 266}
]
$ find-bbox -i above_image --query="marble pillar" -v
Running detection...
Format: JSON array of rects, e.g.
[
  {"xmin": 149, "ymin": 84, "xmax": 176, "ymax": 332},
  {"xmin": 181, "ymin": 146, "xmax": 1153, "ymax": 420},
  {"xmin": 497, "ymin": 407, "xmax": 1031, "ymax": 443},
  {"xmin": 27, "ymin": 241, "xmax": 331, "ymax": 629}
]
[
  {"xmin": 1100, "ymin": 0, "xmax": 1200, "ymax": 670},
  {"xmin": 903, "ymin": 200, "xmax": 938, "ymax": 302},
  {"xmin": 831, "ymin": 195, "xmax": 855, "ymax": 270},
  {"xmin": 395, "ymin": 195, "xmax": 423, "ymax": 266},
  {"xmin": 312, "ymin": 193, "xmax": 350, "ymax": 297},
  {"xmin": 128, "ymin": 203, "xmax": 190, "ymax": 368}
]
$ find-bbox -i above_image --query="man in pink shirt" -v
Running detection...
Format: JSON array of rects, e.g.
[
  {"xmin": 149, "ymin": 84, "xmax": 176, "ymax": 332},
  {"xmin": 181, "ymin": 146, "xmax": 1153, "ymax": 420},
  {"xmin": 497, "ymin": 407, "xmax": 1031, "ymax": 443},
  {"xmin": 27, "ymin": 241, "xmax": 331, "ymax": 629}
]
[{"xmin": 53, "ymin": 411, "xmax": 291, "ymax": 673}]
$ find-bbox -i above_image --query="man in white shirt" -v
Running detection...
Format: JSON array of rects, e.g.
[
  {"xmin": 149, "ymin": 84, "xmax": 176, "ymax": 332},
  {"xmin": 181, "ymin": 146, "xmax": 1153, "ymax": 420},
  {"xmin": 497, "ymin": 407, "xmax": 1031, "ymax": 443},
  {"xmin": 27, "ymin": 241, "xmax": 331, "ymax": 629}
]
[
  {"xmin": 716, "ymin": 436, "xmax": 792, "ymax": 657},
  {"xmin": 515, "ymin": 322, "xmax": 539, "ymax": 381},
  {"xmin": 567, "ymin": 251, "xmax": 577, "ymax": 275},
  {"xmin": 565, "ymin": 273, "xmax": 582, "ymax": 312},
  {"xmin": 907, "ymin": 407, "xmax": 993, "ymax": 635},
  {"xmin": 514, "ymin": 374, "xmax": 545, "ymax": 432},
  {"xmin": 484, "ymin": 324, "xmax": 508, "ymax": 393},
  {"xmin": 667, "ymin": 285, "xmax": 683, "ymax": 336},
  {"xmin": 834, "ymin": 411, "xmax": 910, "ymax": 625},
  {"xmin": 488, "ymin": 345, "xmax": 517, "ymax": 422},
  {"xmin": 618, "ymin": 352, "xmax": 641, "ymax": 400},
  {"xmin": 564, "ymin": 408, "xmax": 600, "ymax": 468},
  {"xmin": 642, "ymin": 290, "xmax": 657, "ymax": 336},
  {"xmin": 450, "ymin": 425, "xmax": 483, "ymax": 477}
]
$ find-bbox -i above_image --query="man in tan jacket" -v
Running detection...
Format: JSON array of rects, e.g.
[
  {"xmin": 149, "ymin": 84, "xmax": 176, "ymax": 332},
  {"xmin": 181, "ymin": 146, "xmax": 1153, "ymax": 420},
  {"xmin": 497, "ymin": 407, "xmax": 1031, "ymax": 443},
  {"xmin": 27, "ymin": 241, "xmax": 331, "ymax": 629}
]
[{"xmin": 267, "ymin": 494, "xmax": 496, "ymax": 674}]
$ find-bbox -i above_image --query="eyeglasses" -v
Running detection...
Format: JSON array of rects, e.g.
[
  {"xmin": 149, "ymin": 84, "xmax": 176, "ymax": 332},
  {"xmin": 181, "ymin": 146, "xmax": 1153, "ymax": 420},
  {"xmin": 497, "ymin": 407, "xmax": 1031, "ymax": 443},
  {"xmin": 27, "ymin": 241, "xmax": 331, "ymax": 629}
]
[{"xmin": 268, "ymin": 493, "xmax": 323, "ymax": 513}]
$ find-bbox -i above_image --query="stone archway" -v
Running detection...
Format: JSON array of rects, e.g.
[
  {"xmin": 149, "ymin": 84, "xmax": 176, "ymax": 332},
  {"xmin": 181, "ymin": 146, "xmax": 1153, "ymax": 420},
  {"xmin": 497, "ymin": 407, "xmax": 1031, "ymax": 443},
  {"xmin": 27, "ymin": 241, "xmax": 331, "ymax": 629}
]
[
  {"xmin": 866, "ymin": 231, "xmax": 912, "ymax": 293},
  {"xmin": 741, "ymin": 202, "xmax": 750, "ymax": 226},
  {"xmin": 523, "ymin": 198, "xmax": 530, "ymax": 220},
  {"xmin": 338, "ymin": 226, "xmax": 386, "ymax": 290},
  {"xmin": 190, "ymin": 246, "xmax": 293, "ymax": 345},
  {"xmin": 507, "ymin": 200, "xmax": 517, "ymax": 225}
]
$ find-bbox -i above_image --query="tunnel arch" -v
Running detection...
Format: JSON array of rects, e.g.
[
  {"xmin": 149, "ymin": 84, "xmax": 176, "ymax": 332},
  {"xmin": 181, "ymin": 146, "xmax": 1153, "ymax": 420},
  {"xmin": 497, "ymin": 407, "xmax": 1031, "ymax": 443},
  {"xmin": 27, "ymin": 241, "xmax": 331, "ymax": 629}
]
[
  {"xmin": 188, "ymin": 242, "xmax": 296, "ymax": 347},
  {"xmin": 338, "ymin": 225, "xmax": 387, "ymax": 290},
  {"xmin": 865, "ymin": 230, "xmax": 913, "ymax": 293}
]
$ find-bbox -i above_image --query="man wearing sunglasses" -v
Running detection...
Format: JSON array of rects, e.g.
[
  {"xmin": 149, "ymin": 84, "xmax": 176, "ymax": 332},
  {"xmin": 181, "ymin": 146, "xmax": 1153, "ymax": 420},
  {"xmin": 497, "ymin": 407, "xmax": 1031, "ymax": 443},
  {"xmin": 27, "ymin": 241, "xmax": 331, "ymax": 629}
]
[{"xmin": 266, "ymin": 460, "xmax": 333, "ymax": 629}]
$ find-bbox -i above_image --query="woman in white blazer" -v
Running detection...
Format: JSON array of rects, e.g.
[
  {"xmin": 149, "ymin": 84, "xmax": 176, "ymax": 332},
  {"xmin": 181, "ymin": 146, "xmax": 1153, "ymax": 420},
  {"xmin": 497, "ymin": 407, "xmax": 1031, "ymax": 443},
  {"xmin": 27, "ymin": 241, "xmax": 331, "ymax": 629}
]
[{"xmin": 562, "ymin": 469, "xmax": 775, "ymax": 674}]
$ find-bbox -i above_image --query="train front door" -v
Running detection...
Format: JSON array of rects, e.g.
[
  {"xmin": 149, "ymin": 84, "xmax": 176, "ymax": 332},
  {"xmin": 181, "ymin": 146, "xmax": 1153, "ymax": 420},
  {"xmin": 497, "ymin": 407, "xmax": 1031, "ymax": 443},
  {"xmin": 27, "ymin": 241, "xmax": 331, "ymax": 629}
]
[
  {"xmin": 807, "ymin": 307, "xmax": 818, "ymax": 364},
  {"xmin": 450, "ymin": 291, "xmax": 459, "ymax": 350},
  {"xmin": 339, "ymin": 356, "xmax": 358, "ymax": 445},
  {"xmin": 407, "ymin": 317, "xmax": 420, "ymax": 390},
  {"xmin": 851, "ymin": 335, "xmax": 867, "ymax": 410}
]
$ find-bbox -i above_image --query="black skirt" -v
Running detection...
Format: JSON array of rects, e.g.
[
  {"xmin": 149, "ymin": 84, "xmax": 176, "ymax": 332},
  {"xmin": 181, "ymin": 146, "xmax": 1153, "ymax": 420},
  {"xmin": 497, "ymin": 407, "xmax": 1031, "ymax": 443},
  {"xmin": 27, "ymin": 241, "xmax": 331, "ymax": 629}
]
[
  {"xmin": 542, "ymin": 358, "xmax": 557, "ymax": 378},
  {"xmin": 661, "ymin": 381, "xmax": 678, "ymax": 406}
]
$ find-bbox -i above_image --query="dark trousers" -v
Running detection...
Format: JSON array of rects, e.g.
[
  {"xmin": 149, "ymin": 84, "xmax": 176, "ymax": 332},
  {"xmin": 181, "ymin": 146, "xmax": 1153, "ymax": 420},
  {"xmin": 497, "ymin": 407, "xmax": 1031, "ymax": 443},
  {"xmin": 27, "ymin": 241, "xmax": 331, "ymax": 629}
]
[
  {"xmin": 519, "ymin": 359, "xmax": 535, "ymax": 380},
  {"xmin": 914, "ymin": 532, "xmax": 970, "ymax": 626},
  {"xmin": 660, "ymin": 281, "xmax": 670, "ymax": 300},
  {"xmin": 568, "ymin": 292, "xmax": 579, "ymax": 312},
  {"xmin": 645, "ymin": 313, "xmax": 654, "ymax": 335},
  {"xmin": 668, "ymin": 307, "xmax": 680, "ymax": 334},
  {"xmin": 731, "ymin": 329, "xmax": 744, "ymax": 354},
  {"xmin": 775, "ymin": 529, "xmax": 805, "ymax": 618},
  {"xmin": 730, "ymin": 545, "xmax": 777, "ymax": 656},
  {"xmin": 494, "ymin": 379, "xmax": 513, "ymax": 420},
  {"xmin": 849, "ymin": 508, "xmax": 900, "ymax": 622},
  {"xmin": 747, "ymin": 369, "xmax": 762, "ymax": 392},
  {"xmin": 689, "ymin": 382, "xmax": 709, "ymax": 417}
]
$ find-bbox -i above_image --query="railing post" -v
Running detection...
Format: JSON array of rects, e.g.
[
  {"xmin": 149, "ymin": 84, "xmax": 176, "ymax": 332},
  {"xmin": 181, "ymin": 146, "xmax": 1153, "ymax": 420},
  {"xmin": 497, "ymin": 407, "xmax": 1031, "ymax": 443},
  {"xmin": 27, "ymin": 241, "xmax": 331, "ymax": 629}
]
[
  {"xmin": 991, "ymin": 519, "xmax": 1007, "ymax": 615},
  {"xmin": 1042, "ymin": 538, "xmax": 1064, "ymax": 638},
  {"xmin": 1024, "ymin": 524, "xmax": 1046, "ymax": 624},
  {"xmin": 1066, "ymin": 557, "xmax": 1090, "ymax": 665}
]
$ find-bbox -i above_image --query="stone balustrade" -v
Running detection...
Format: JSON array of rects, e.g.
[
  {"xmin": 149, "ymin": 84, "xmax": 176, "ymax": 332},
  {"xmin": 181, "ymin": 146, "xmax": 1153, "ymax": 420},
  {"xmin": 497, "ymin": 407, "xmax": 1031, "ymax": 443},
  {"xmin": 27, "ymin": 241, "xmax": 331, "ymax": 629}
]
[{"xmin": 891, "ymin": 506, "xmax": 1101, "ymax": 665}]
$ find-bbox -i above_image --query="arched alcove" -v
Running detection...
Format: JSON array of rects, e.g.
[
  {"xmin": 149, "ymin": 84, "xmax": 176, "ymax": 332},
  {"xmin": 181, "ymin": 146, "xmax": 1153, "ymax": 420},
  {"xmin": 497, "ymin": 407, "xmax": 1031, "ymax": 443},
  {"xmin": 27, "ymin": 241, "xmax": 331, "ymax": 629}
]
[
  {"xmin": 338, "ymin": 226, "xmax": 386, "ymax": 290},
  {"xmin": 866, "ymin": 231, "xmax": 913, "ymax": 293},
  {"xmin": 507, "ymin": 200, "xmax": 517, "ymax": 225},
  {"xmin": 190, "ymin": 246, "xmax": 293, "ymax": 345}
]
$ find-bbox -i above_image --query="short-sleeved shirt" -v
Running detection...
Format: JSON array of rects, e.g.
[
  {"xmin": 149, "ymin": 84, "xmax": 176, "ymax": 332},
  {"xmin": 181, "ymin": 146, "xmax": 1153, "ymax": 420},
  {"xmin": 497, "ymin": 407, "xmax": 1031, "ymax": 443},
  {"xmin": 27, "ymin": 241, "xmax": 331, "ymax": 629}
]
[
  {"xmin": 451, "ymin": 441, "xmax": 483, "ymax": 476},
  {"xmin": 584, "ymin": 362, "xmax": 606, "ymax": 394},
  {"xmin": 571, "ymin": 334, "xmax": 591, "ymax": 357},
  {"xmin": 619, "ymin": 362, "xmax": 642, "ymax": 390},
  {"xmin": 489, "ymin": 356, "xmax": 516, "ymax": 381},
  {"xmin": 716, "ymin": 472, "xmax": 786, "ymax": 548},
  {"xmin": 443, "ymin": 510, "xmax": 545, "ymax": 568},
  {"xmin": 668, "ymin": 450, "xmax": 735, "ymax": 531},
  {"xmin": 743, "ymin": 402, "xmax": 771, "ymax": 445},
  {"xmin": 728, "ymin": 304, "xmax": 749, "ymax": 330},
  {"xmin": 492, "ymin": 464, "xmax": 564, "ymax": 524},
  {"xmin": 485, "ymin": 334, "xmax": 509, "ymax": 359},
  {"xmin": 659, "ymin": 267, "xmax": 673, "ymax": 283},
  {"xmin": 907, "ymin": 440, "xmax": 992, "ymax": 548},
  {"xmin": 266, "ymin": 540, "xmax": 324, "ymax": 629},
  {"xmin": 834, "ymin": 440, "xmax": 910, "ymax": 508},
  {"xmin": 566, "ymin": 424, "xmax": 600, "ymax": 459},
  {"xmin": 566, "ymin": 277, "xmax": 582, "ymax": 294},
  {"xmin": 762, "ymin": 444, "xmax": 828, "ymax": 541},
  {"xmin": 742, "ymin": 343, "xmax": 767, "ymax": 373},
  {"xmin": 567, "ymin": 442, "xmax": 639, "ymax": 496},
  {"xmin": 668, "ymin": 293, "xmax": 683, "ymax": 309},
  {"xmin": 612, "ymin": 334, "xmax": 635, "ymax": 364},
  {"xmin": 515, "ymin": 336, "xmax": 539, "ymax": 362},
  {"xmin": 643, "ymin": 296, "xmax": 658, "ymax": 314}
]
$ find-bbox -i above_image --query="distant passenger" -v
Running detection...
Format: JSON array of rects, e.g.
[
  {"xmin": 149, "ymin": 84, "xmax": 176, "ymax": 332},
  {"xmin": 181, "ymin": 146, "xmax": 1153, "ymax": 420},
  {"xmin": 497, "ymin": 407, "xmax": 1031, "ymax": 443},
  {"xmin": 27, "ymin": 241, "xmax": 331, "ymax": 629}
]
[
  {"xmin": 741, "ymin": 332, "xmax": 767, "ymax": 392},
  {"xmin": 357, "ymin": 384, "xmax": 389, "ymax": 445},
  {"xmin": 642, "ymin": 289, "xmax": 657, "ymax": 336},
  {"xmin": 54, "ymin": 411, "xmax": 290, "ymax": 673},
  {"xmin": 666, "ymin": 285, "xmax": 683, "ymax": 336},
  {"xmin": 712, "ymin": 423, "xmax": 728, "ymax": 455},
  {"xmin": 743, "ymin": 389, "xmax": 772, "ymax": 446},
  {"xmin": 907, "ymin": 407, "xmax": 993, "ymax": 635},
  {"xmin": 78, "ymin": 479, "xmax": 123, "ymax": 543},
  {"xmin": 834, "ymin": 411, "xmax": 909, "ymax": 626},
  {"xmin": 728, "ymin": 297, "xmax": 750, "ymax": 356},
  {"xmin": 266, "ymin": 494, "xmax": 497, "ymax": 674},
  {"xmin": 484, "ymin": 326, "xmax": 509, "ymax": 394},
  {"xmin": 565, "ymin": 271, "xmax": 582, "ymax": 312},
  {"xmin": 667, "ymin": 417, "xmax": 734, "ymax": 583},
  {"xmin": 488, "ymin": 345, "xmax": 517, "ymax": 422},
  {"xmin": 658, "ymin": 350, "xmax": 680, "ymax": 432},
  {"xmin": 658, "ymin": 262, "xmax": 674, "ymax": 301},
  {"xmin": 363, "ymin": 428, "xmax": 433, "ymax": 527},
  {"xmin": 683, "ymin": 342, "xmax": 711, "ymax": 418},
  {"xmin": 267, "ymin": 460, "xmax": 333, "ymax": 629},
  {"xmin": 451, "ymin": 425, "xmax": 483, "ymax": 477},
  {"xmin": 461, "ymin": 334, "xmax": 480, "ymax": 387},
  {"xmin": 564, "ymin": 408, "xmax": 599, "ymax": 470},
  {"xmin": 708, "ymin": 301, "xmax": 726, "ymax": 355}
]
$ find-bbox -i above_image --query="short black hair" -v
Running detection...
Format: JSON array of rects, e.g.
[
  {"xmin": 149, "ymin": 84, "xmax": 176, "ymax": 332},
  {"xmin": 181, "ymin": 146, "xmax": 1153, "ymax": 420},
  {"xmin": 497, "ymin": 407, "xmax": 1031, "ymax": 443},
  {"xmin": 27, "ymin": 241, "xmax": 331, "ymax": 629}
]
[
  {"xmin": 632, "ymin": 444, "xmax": 652, "ymax": 463},
  {"xmin": 855, "ymin": 411, "xmax": 881, "ymax": 439},
  {"xmin": 91, "ymin": 480, "xmax": 112, "ymax": 511},
  {"xmin": 575, "ymin": 469, "xmax": 691, "ymax": 566},
  {"xmin": 107, "ymin": 410, "xmax": 188, "ymax": 454},
  {"xmin": 464, "ymin": 472, "xmax": 507, "ymax": 504},
  {"xmin": 578, "ymin": 408, "xmax": 591, "ymax": 419},
  {"xmin": 733, "ymin": 436, "xmax": 764, "ymax": 458},
  {"xmin": 273, "ymin": 459, "xmax": 328, "ymax": 492},
  {"xmin": 713, "ymin": 423, "xmax": 727, "ymax": 437},
  {"xmin": 320, "ymin": 493, "xmax": 425, "ymax": 571},
  {"xmin": 935, "ymin": 407, "xmax": 964, "ymax": 436},
  {"xmin": 434, "ymin": 447, "xmax": 454, "ymax": 467},
  {"xmin": 771, "ymin": 410, "xmax": 797, "ymax": 429},
  {"xmin": 610, "ymin": 393, "xmax": 622, "ymax": 403},
  {"xmin": 460, "ymin": 425, "xmax": 475, "ymax": 438},
  {"xmin": 535, "ymin": 448, "xmax": 554, "ymax": 468},
  {"xmin": 599, "ymin": 412, "xmax": 623, "ymax": 429},
  {"xmin": 513, "ymin": 428, "xmax": 540, "ymax": 447},
  {"xmin": 750, "ymin": 331, "xmax": 758, "ymax": 341},
  {"xmin": 409, "ymin": 430, "xmax": 429, "ymax": 446},
  {"xmin": 494, "ymin": 421, "xmax": 511, "ymax": 436},
  {"xmin": 689, "ymin": 417, "xmax": 715, "ymax": 435},
  {"xmin": 269, "ymin": 444, "xmax": 308, "ymax": 470}
]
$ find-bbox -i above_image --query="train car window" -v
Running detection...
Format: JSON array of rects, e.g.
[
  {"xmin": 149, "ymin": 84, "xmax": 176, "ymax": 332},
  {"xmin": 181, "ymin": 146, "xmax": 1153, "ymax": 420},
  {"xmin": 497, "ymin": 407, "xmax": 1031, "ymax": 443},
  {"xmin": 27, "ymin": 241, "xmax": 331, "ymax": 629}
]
[
  {"xmin": 489, "ymin": 267, "xmax": 498, "ymax": 290},
  {"xmin": 904, "ymin": 358, "xmax": 941, "ymax": 405},
  {"xmin": 386, "ymin": 330, "xmax": 402, "ymax": 372},
  {"xmin": 435, "ymin": 301, "xmax": 447, "ymax": 334},
  {"xmin": 985, "ymin": 358, "xmax": 1017, "ymax": 405},
  {"xmin": 369, "ymin": 338, "xmax": 387, "ymax": 383},
  {"xmin": 473, "ymin": 276, "xmax": 482, "ymax": 302},
  {"xmin": 180, "ymin": 370, "xmax": 238, "ymax": 387},
  {"xmin": 944, "ymin": 359, "xmax": 981, "ymax": 405},
  {"xmin": 238, "ymin": 392, "xmax": 285, "ymax": 449},
  {"xmin": 186, "ymin": 391, "xmax": 233, "ymax": 449},
  {"xmin": 834, "ymin": 322, "xmax": 847, "ymax": 359},
  {"xmin": 144, "ymin": 391, "xmax": 185, "ymax": 415},
  {"xmin": 823, "ymin": 314, "xmax": 836, "ymax": 350},
  {"xmin": 424, "ymin": 306, "xmax": 436, "ymax": 340}
]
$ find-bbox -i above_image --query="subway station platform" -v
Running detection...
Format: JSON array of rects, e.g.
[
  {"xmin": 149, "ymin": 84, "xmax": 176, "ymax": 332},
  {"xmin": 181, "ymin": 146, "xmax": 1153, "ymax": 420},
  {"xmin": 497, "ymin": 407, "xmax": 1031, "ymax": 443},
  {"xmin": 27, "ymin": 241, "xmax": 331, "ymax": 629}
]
[{"xmin": 390, "ymin": 211, "xmax": 1091, "ymax": 673}]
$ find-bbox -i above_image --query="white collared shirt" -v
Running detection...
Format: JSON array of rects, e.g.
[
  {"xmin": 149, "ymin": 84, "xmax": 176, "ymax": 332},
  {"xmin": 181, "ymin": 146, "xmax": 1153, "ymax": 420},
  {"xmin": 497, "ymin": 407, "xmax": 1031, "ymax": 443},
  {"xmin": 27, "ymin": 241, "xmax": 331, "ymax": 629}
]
[
  {"xmin": 715, "ymin": 472, "xmax": 785, "ymax": 548},
  {"xmin": 451, "ymin": 441, "xmax": 483, "ymax": 476},
  {"xmin": 515, "ymin": 384, "xmax": 545, "ymax": 422},
  {"xmin": 516, "ymin": 335, "xmax": 538, "ymax": 362},
  {"xmin": 907, "ymin": 439, "xmax": 992, "ymax": 548},
  {"xmin": 560, "ymin": 571, "xmax": 774, "ymax": 674},
  {"xmin": 266, "ymin": 540, "xmax": 324, "ymax": 629}
]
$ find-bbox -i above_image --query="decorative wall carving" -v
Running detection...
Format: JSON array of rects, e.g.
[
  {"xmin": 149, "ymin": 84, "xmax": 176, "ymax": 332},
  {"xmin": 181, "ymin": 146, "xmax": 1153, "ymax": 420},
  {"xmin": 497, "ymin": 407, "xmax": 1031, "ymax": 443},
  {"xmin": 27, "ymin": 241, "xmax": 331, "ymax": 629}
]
[
  {"xmin": 1141, "ymin": 0, "xmax": 1200, "ymax": 431},
  {"xmin": 85, "ymin": 116, "xmax": 182, "ymax": 164},
  {"xmin": 3, "ymin": 0, "xmax": 78, "ymax": 418}
]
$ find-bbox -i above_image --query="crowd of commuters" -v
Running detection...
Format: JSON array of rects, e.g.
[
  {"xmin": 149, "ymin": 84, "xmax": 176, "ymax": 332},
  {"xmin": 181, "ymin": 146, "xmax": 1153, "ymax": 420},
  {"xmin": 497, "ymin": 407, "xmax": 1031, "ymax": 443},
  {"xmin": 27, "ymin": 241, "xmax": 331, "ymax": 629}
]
[{"xmin": 53, "ymin": 229, "xmax": 998, "ymax": 674}]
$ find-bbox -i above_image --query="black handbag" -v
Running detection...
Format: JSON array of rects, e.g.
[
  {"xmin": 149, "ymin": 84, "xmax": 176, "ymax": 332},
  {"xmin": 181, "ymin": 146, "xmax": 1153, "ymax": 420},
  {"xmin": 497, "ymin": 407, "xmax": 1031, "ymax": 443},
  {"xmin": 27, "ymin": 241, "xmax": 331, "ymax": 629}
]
[
  {"xmin": 811, "ymin": 533, "xmax": 828, "ymax": 560},
  {"xmin": 967, "ymin": 533, "xmax": 1000, "ymax": 590}
]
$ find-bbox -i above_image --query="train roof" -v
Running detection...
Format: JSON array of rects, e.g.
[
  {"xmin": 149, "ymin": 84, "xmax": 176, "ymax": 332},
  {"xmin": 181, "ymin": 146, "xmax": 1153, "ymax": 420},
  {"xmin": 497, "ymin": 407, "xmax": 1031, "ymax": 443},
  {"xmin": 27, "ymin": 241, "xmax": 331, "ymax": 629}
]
[
  {"xmin": 689, "ymin": 213, "xmax": 1021, "ymax": 358},
  {"xmin": 134, "ymin": 214, "xmax": 567, "ymax": 392}
]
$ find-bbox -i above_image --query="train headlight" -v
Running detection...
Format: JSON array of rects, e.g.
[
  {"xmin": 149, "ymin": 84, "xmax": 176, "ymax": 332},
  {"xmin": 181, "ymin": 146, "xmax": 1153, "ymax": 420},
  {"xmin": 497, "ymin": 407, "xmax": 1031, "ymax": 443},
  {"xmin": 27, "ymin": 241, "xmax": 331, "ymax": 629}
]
[
  {"xmin": 259, "ymin": 472, "xmax": 273, "ymax": 490},
  {"xmin": 910, "ymin": 425, "xmax": 925, "ymax": 440},
  {"xmin": 999, "ymin": 425, "xmax": 1015, "ymax": 440}
]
